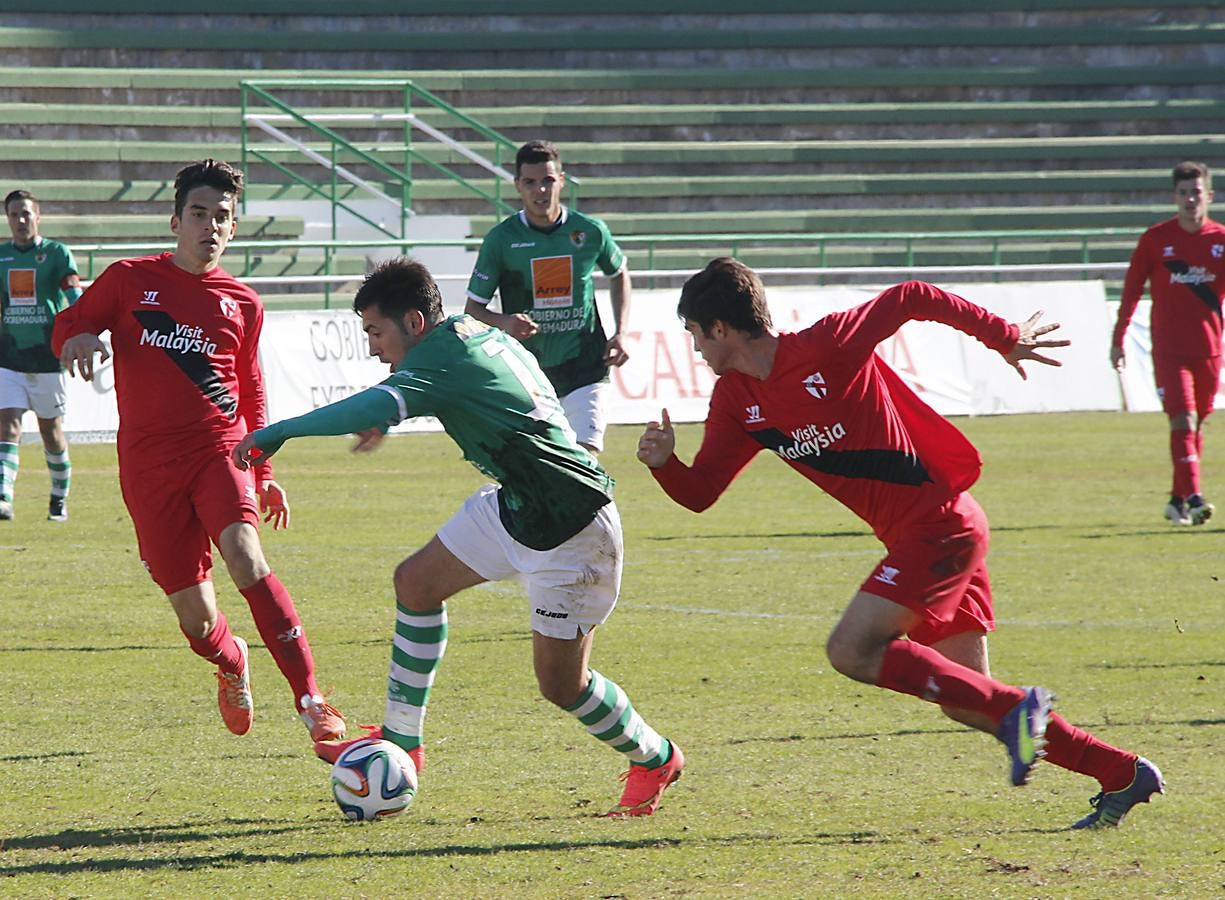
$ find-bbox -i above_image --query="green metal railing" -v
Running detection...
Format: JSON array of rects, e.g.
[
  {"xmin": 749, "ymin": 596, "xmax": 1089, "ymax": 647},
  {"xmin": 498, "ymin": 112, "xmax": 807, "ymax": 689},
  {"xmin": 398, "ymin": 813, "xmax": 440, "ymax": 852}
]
[
  {"xmin": 238, "ymin": 78, "xmax": 580, "ymax": 240},
  {"xmin": 72, "ymin": 228, "xmax": 1136, "ymax": 306}
]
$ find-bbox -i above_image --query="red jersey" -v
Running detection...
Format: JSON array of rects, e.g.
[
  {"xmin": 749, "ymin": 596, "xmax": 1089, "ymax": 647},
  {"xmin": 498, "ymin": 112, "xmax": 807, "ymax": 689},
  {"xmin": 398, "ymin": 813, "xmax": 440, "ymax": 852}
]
[
  {"xmin": 52, "ymin": 252, "xmax": 272, "ymax": 482},
  {"xmin": 1113, "ymin": 216, "xmax": 1225, "ymax": 360},
  {"xmin": 652, "ymin": 281, "xmax": 1019, "ymax": 543}
]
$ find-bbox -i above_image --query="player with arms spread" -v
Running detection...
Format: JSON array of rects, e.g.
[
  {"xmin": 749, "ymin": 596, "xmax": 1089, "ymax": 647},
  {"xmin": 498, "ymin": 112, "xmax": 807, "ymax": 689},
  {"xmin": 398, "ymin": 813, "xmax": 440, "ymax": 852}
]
[
  {"xmin": 638, "ymin": 257, "xmax": 1163, "ymax": 829},
  {"xmin": 1112, "ymin": 160, "xmax": 1225, "ymax": 526},
  {"xmin": 465, "ymin": 140, "xmax": 631, "ymax": 454},
  {"xmin": 233, "ymin": 256, "xmax": 684, "ymax": 817},
  {"xmin": 0, "ymin": 189, "xmax": 81, "ymax": 522},
  {"xmin": 52, "ymin": 159, "xmax": 346, "ymax": 745}
]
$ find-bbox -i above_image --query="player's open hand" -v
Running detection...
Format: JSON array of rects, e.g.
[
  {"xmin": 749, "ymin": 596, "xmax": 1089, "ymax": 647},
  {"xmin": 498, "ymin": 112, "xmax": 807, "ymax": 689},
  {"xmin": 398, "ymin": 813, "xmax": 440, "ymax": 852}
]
[
  {"xmin": 351, "ymin": 427, "xmax": 385, "ymax": 453},
  {"xmin": 503, "ymin": 312, "xmax": 539, "ymax": 341},
  {"xmin": 59, "ymin": 333, "xmax": 110, "ymax": 381},
  {"xmin": 637, "ymin": 408, "xmax": 676, "ymax": 469},
  {"xmin": 603, "ymin": 334, "xmax": 630, "ymax": 367},
  {"xmin": 1003, "ymin": 310, "xmax": 1071, "ymax": 380},
  {"xmin": 259, "ymin": 480, "xmax": 290, "ymax": 530}
]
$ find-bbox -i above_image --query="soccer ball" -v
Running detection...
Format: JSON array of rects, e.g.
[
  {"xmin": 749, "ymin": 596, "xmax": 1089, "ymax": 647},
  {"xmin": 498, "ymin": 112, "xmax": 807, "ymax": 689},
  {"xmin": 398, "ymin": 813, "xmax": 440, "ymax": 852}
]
[{"xmin": 330, "ymin": 738, "xmax": 418, "ymax": 822}]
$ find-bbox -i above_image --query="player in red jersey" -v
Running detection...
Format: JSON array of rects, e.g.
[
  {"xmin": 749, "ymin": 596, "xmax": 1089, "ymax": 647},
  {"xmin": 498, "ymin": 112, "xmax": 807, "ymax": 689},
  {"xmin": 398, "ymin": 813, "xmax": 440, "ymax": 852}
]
[
  {"xmin": 51, "ymin": 159, "xmax": 346, "ymax": 745},
  {"xmin": 637, "ymin": 258, "xmax": 1163, "ymax": 829},
  {"xmin": 1112, "ymin": 161, "xmax": 1225, "ymax": 526}
]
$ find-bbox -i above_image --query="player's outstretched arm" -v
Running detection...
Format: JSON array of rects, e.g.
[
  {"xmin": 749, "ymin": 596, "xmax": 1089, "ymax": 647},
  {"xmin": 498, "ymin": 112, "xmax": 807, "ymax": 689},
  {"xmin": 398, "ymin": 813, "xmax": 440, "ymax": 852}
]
[
  {"xmin": 58, "ymin": 333, "xmax": 110, "ymax": 381},
  {"xmin": 637, "ymin": 408, "xmax": 676, "ymax": 468},
  {"xmin": 1002, "ymin": 310, "xmax": 1071, "ymax": 380}
]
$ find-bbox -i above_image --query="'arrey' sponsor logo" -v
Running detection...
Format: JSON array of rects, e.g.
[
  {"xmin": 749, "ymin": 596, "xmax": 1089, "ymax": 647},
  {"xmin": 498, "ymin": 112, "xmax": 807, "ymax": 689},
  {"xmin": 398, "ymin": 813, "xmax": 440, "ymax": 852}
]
[
  {"xmin": 1169, "ymin": 266, "xmax": 1217, "ymax": 286},
  {"xmin": 772, "ymin": 421, "xmax": 847, "ymax": 461},
  {"xmin": 139, "ymin": 321, "xmax": 219, "ymax": 355}
]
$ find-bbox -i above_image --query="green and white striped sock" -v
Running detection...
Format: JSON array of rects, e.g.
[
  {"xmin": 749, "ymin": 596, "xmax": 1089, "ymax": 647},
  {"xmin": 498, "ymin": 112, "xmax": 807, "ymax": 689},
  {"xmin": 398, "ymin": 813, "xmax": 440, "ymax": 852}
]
[
  {"xmin": 565, "ymin": 669, "xmax": 670, "ymax": 768},
  {"xmin": 0, "ymin": 442, "xmax": 18, "ymax": 502},
  {"xmin": 45, "ymin": 448, "xmax": 70, "ymax": 500},
  {"xmin": 384, "ymin": 605, "xmax": 447, "ymax": 752}
]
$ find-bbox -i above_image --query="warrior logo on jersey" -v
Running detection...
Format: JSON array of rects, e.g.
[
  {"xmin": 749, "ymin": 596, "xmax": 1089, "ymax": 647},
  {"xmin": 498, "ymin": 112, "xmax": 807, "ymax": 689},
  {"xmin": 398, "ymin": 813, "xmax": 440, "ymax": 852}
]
[
  {"xmin": 141, "ymin": 291, "xmax": 160, "ymax": 305},
  {"xmin": 873, "ymin": 565, "xmax": 900, "ymax": 586},
  {"xmin": 1163, "ymin": 246, "xmax": 1175, "ymax": 257},
  {"xmin": 569, "ymin": 230, "xmax": 587, "ymax": 248},
  {"xmin": 803, "ymin": 371, "xmax": 828, "ymax": 398},
  {"xmin": 745, "ymin": 404, "xmax": 765, "ymax": 424}
]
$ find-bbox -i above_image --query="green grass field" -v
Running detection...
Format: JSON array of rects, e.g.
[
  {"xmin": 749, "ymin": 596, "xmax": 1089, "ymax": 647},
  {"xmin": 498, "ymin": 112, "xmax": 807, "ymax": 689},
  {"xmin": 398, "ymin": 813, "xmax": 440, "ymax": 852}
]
[{"xmin": 0, "ymin": 412, "xmax": 1220, "ymax": 898}]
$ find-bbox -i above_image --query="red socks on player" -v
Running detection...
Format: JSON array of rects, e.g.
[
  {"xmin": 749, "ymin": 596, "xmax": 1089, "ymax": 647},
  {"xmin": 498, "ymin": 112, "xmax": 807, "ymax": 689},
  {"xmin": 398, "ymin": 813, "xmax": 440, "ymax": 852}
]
[
  {"xmin": 877, "ymin": 639, "xmax": 1025, "ymax": 721},
  {"xmin": 181, "ymin": 608, "xmax": 244, "ymax": 674},
  {"xmin": 1170, "ymin": 428, "xmax": 1199, "ymax": 498},
  {"xmin": 876, "ymin": 639, "xmax": 1137, "ymax": 791},
  {"xmin": 240, "ymin": 573, "xmax": 321, "ymax": 712}
]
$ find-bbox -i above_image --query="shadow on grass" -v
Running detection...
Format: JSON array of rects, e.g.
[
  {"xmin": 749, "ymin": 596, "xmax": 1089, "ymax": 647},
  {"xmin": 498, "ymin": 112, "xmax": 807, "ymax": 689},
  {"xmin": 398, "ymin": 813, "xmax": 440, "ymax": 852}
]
[
  {"xmin": 1089, "ymin": 659, "xmax": 1224, "ymax": 669},
  {"xmin": 0, "ymin": 827, "xmax": 889, "ymax": 876},
  {"xmin": 0, "ymin": 632, "xmax": 530, "ymax": 655},
  {"xmin": 0, "ymin": 750, "xmax": 89, "ymax": 763}
]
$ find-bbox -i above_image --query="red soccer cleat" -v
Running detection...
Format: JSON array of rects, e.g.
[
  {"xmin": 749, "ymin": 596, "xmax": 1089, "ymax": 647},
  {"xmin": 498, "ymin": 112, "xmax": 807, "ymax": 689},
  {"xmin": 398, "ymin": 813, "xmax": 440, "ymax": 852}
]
[{"xmin": 606, "ymin": 741, "xmax": 685, "ymax": 817}]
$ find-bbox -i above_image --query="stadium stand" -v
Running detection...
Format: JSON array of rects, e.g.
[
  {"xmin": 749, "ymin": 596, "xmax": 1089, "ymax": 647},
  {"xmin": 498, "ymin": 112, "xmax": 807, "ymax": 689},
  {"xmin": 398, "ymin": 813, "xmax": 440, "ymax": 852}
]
[{"xmin": 0, "ymin": 2, "xmax": 1222, "ymax": 303}]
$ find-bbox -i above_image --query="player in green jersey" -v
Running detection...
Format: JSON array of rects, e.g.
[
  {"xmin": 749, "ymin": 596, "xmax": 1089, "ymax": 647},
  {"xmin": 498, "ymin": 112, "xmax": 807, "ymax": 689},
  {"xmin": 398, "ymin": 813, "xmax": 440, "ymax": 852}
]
[
  {"xmin": 0, "ymin": 190, "xmax": 81, "ymax": 521},
  {"xmin": 232, "ymin": 256, "xmax": 684, "ymax": 817},
  {"xmin": 465, "ymin": 140, "xmax": 632, "ymax": 454}
]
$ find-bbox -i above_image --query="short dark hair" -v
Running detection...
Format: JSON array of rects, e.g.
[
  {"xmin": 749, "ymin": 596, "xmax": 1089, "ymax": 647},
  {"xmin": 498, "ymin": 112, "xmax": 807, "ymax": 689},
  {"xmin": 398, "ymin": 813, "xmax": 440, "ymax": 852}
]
[
  {"xmin": 677, "ymin": 257, "xmax": 773, "ymax": 337},
  {"xmin": 173, "ymin": 158, "xmax": 244, "ymax": 217},
  {"xmin": 1173, "ymin": 160, "xmax": 1211, "ymax": 189},
  {"xmin": 515, "ymin": 140, "xmax": 561, "ymax": 177},
  {"xmin": 353, "ymin": 256, "xmax": 445, "ymax": 323},
  {"xmin": 4, "ymin": 189, "xmax": 37, "ymax": 214}
]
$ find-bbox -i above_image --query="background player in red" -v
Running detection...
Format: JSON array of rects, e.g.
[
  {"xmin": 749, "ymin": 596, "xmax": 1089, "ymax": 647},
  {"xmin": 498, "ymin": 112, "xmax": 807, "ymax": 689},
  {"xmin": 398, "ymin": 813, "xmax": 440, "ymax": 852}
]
[
  {"xmin": 1112, "ymin": 161, "xmax": 1225, "ymax": 526},
  {"xmin": 637, "ymin": 257, "xmax": 1163, "ymax": 829},
  {"xmin": 52, "ymin": 159, "xmax": 346, "ymax": 745}
]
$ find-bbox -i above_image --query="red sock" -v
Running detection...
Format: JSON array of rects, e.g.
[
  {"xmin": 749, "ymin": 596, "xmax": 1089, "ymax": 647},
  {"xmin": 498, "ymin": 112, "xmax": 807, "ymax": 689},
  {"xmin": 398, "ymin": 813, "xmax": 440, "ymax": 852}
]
[
  {"xmin": 1171, "ymin": 428, "xmax": 1198, "ymax": 497},
  {"xmin": 1041, "ymin": 713, "xmax": 1137, "ymax": 792},
  {"xmin": 240, "ymin": 573, "xmax": 320, "ymax": 711},
  {"xmin": 876, "ymin": 639, "xmax": 1025, "ymax": 723},
  {"xmin": 181, "ymin": 608, "xmax": 243, "ymax": 674}
]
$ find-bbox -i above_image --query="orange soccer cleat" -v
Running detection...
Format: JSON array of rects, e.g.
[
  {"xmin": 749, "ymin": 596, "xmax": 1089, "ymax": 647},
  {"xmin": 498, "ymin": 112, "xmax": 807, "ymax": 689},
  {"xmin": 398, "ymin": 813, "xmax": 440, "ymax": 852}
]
[{"xmin": 216, "ymin": 635, "xmax": 254, "ymax": 735}]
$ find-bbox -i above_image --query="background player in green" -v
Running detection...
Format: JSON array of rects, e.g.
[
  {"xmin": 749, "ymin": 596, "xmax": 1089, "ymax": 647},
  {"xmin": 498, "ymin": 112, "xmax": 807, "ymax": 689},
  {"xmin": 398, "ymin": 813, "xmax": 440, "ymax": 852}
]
[
  {"xmin": 0, "ymin": 189, "xmax": 81, "ymax": 521},
  {"xmin": 233, "ymin": 256, "xmax": 684, "ymax": 817},
  {"xmin": 465, "ymin": 140, "xmax": 632, "ymax": 454}
]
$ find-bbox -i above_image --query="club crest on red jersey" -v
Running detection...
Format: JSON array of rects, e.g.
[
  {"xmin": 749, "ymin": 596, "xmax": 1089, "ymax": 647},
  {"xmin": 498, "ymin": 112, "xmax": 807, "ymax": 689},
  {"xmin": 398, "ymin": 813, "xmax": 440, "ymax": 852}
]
[
  {"xmin": 803, "ymin": 371, "xmax": 828, "ymax": 398},
  {"xmin": 219, "ymin": 294, "xmax": 239, "ymax": 317}
]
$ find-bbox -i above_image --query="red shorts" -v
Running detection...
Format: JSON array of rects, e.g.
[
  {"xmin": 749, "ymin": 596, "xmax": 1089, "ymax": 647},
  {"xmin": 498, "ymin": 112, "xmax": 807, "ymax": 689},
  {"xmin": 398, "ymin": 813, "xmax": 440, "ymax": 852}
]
[
  {"xmin": 119, "ymin": 449, "xmax": 260, "ymax": 595},
  {"xmin": 1153, "ymin": 354, "xmax": 1222, "ymax": 420},
  {"xmin": 860, "ymin": 492, "xmax": 995, "ymax": 645}
]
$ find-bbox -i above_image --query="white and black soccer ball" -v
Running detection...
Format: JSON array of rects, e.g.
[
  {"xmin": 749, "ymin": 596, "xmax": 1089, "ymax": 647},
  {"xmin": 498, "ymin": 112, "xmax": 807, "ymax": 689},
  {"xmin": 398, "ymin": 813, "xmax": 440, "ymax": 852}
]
[{"xmin": 330, "ymin": 738, "xmax": 418, "ymax": 822}]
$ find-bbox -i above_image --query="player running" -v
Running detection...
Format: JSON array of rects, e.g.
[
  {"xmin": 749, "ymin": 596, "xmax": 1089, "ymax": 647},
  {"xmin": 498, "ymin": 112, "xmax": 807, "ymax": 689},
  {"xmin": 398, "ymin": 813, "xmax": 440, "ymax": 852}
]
[
  {"xmin": 52, "ymin": 159, "xmax": 346, "ymax": 745},
  {"xmin": 0, "ymin": 189, "xmax": 81, "ymax": 522},
  {"xmin": 233, "ymin": 256, "xmax": 684, "ymax": 817},
  {"xmin": 1112, "ymin": 160, "xmax": 1225, "ymax": 526},
  {"xmin": 637, "ymin": 258, "xmax": 1162, "ymax": 829},
  {"xmin": 465, "ymin": 140, "xmax": 631, "ymax": 454}
]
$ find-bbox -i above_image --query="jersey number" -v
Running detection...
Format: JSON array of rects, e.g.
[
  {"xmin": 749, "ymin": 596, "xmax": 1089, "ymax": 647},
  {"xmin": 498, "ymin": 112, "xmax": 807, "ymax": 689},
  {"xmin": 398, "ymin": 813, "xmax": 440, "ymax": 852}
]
[{"xmin": 482, "ymin": 338, "xmax": 567, "ymax": 426}]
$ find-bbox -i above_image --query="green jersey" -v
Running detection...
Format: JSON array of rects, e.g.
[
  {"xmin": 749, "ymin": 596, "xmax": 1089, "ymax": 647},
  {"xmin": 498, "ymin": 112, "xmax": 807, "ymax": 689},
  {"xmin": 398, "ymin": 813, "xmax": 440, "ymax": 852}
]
[
  {"xmin": 466, "ymin": 207, "xmax": 625, "ymax": 397},
  {"xmin": 0, "ymin": 237, "xmax": 79, "ymax": 372},
  {"xmin": 256, "ymin": 315, "xmax": 614, "ymax": 550}
]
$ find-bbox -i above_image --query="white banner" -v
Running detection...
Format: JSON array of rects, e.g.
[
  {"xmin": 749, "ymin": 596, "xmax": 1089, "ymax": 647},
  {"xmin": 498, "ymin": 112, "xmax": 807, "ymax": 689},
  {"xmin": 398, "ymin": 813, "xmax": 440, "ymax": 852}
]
[{"xmin": 50, "ymin": 280, "xmax": 1129, "ymax": 440}]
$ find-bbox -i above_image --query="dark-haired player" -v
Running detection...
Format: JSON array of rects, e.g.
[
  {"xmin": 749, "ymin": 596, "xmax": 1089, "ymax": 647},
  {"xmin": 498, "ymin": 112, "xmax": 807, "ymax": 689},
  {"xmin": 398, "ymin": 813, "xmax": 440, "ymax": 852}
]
[
  {"xmin": 234, "ymin": 256, "xmax": 683, "ymax": 817},
  {"xmin": 52, "ymin": 159, "xmax": 346, "ymax": 745},
  {"xmin": 638, "ymin": 257, "xmax": 1162, "ymax": 829},
  {"xmin": 1112, "ymin": 160, "xmax": 1225, "ymax": 526},
  {"xmin": 0, "ymin": 190, "xmax": 81, "ymax": 521},
  {"xmin": 465, "ymin": 140, "xmax": 631, "ymax": 454}
]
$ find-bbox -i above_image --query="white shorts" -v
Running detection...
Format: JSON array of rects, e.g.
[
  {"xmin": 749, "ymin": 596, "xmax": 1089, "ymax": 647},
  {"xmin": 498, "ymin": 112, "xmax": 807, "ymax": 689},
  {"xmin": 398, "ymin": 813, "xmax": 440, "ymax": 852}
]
[
  {"xmin": 561, "ymin": 381, "xmax": 609, "ymax": 453},
  {"xmin": 436, "ymin": 483, "xmax": 623, "ymax": 639},
  {"xmin": 0, "ymin": 368, "xmax": 67, "ymax": 420}
]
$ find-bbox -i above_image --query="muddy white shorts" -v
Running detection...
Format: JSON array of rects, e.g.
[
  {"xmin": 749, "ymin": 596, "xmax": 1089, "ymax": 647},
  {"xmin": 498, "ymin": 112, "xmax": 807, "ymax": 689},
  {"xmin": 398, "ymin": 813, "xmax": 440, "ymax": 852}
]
[{"xmin": 437, "ymin": 483, "xmax": 623, "ymax": 639}]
